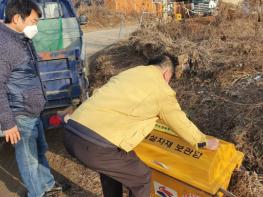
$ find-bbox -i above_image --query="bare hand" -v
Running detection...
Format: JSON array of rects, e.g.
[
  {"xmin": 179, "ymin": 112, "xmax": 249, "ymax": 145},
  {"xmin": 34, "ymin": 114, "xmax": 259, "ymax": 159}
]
[
  {"xmin": 4, "ymin": 126, "xmax": 21, "ymax": 144},
  {"xmin": 204, "ymin": 138, "xmax": 219, "ymax": 150}
]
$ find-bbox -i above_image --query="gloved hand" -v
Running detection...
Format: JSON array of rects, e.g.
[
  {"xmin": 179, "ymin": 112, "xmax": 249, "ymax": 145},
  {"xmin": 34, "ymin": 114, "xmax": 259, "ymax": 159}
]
[
  {"xmin": 63, "ymin": 114, "xmax": 71, "ymax": 123},
  {"xmin": 204, "ymin": 138, "xmax": 219, "ymax": 150}
]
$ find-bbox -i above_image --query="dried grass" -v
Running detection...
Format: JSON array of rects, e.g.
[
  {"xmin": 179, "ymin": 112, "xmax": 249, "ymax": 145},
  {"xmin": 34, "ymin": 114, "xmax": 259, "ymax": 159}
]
[
  {"xmin": 75, "ymin": 2, "xmax": 139, "ymax": 30},
  {"xmin": 229, "ymin": 170, "xmax": 263, "ymax": 197}
]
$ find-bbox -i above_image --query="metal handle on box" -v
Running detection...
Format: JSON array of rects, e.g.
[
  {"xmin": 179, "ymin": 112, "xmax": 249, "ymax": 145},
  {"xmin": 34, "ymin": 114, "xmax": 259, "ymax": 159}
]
[{"xmin": 217, "ymin": 188, "xmax": 237, "ymax": 197}]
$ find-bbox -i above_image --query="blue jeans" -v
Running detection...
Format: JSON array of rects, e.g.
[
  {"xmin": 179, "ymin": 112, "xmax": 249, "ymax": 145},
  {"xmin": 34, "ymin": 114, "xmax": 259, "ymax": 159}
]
[{"xmin": 15, "ymin": 115, "xmax": 55, "ymax": 197}]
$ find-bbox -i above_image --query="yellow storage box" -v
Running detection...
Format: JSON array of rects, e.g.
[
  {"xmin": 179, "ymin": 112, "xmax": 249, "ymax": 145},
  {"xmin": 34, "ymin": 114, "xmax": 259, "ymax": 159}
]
[{"xmin": 134, "ymin": 123, "xmax": 244, "ymax": 197}]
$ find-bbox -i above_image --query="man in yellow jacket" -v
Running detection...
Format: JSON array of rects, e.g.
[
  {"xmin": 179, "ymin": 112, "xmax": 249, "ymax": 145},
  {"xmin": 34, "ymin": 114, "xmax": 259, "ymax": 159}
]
[{"xmin": 64, "ymin": 56, "xmax": 219, "ymax": 197}]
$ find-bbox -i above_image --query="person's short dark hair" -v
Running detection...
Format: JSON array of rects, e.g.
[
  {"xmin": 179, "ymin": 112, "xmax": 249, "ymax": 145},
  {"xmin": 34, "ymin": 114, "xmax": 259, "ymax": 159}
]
[
  {"xmin": 5, "ymin": 0, "xmax": 42, "ymax": 23},
  {"xmin": 148, "ymin": 55, "xmax": 166, "ymax": 66},
  {"xmin": 148, "ymin": 55, "xmax": 177, "ymax": 74}
]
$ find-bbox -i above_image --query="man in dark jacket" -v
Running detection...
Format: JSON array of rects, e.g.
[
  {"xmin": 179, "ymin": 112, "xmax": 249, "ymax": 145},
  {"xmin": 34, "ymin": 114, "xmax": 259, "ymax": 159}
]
[{"xmin": 0, "ymin": 0, "xmax": 61, "ymax": 196}]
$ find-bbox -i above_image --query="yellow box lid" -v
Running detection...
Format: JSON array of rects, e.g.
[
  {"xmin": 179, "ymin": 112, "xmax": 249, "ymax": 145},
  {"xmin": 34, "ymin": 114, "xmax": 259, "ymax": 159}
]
[{"xmin": 134, "ymin": 123, "xmax": 244, "ymax": 195}]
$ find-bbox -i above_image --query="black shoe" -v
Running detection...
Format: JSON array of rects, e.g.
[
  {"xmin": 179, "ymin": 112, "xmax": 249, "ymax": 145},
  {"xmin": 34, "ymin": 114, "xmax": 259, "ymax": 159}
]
[
  {"xmin": 43, "ymin": 192, "xmax": 60, "ymax": 197},
  {"xmin": 43, "ymin": 183, "xmax": 62, "ymax": 197},
  {"xmin": 60, "ymin": 182, "xmax": 71, "ymax": 192}
]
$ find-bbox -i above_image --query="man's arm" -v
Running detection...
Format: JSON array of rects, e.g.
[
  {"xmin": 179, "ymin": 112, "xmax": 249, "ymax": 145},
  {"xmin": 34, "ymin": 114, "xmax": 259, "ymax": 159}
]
[
  {"xmin": 0, "ymin": 52, "xmax": 20, "ymax": 144},
  {"xmin": 158, "ymin": 93, "xmax": 208, "ymax": 149}
]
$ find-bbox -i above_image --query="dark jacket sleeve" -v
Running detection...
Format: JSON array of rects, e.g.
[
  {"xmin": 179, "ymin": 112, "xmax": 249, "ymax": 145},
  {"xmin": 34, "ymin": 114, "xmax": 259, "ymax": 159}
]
[{"xmin": 0, "ymin": 50, "xmax": 16, "ymax": 131}]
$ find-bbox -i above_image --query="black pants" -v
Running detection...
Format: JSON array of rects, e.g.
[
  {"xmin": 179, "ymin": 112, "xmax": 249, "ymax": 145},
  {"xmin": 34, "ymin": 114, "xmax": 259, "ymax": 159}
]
[{"xmin": 63, "ymin": 128, "xmax": 151, "ymax": 197}]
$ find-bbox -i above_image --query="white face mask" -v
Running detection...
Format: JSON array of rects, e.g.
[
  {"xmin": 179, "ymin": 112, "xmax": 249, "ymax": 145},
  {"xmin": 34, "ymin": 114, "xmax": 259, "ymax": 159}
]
[{"xmin": 23, "ymin": 25, "xmax": 38, "ymax": 39}]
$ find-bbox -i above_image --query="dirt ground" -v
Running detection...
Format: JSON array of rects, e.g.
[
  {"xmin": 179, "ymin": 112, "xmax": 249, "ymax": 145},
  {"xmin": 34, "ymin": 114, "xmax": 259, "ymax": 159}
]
[{"xmin": 85, "ymin": 2, "xmax": 263, "ymax": 197}]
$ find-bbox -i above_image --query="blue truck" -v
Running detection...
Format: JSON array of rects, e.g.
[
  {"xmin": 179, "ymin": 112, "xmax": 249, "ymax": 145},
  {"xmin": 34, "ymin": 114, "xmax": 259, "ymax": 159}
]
[{"xmin": 0, "ymin": 0, "xmax": 88, "ymax": 129}]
